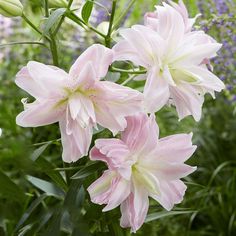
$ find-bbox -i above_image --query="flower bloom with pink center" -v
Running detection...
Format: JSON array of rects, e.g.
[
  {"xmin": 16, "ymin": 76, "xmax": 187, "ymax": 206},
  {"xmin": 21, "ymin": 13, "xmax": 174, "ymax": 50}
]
[
  {"xmin": 113, "ymin": 1, "xmax": 225, "ymax": 121},
  {"xmin": 87, "ymin": 113, "xmax": 197, "ymax": 232},
  {"xmin": 16, "ymin": 44, "xmax": 143, "ymax": 163}
]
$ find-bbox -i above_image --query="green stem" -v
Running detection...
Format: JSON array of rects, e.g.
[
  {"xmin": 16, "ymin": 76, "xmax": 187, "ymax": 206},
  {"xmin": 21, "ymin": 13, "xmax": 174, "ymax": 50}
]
[
  {"xmin": 53, "ymin": 0, "xmax": 74, "ymax": 35},
  {"xmin": 105, "ymin": 0, "xmax": 117, "ymax": 47},
  {"xmin": 53, "ymin": 16, "xmax": 65, "ymax": 35},
  {"xmin": 0, "ymin": 41, "xmax": 48, "ymax": 49},
  {"xmin": 66, "ymin": 11, "xmax": 106, "ymax": 38},
  {"xmin": 44, "ymin": 0, "xmax": 59, "ymax": 66},
  {"xmin": 32, "ymin": 138, "xmax": 60, "ymax": 146},
  {"xmin": 49, "ymin": 35, "xmax": 59, "ymax": 66},
  {"xmin": 44, "ymin": 0, "xmax": 49, "ymax": 17},
  {"xmin": 68, "ymin": 0, "xmax": 74, "ymax": 8},
  {"xmin": 22, "ymin": 14, "xmax": 51, "ymax": 42},
  {"xmin": 110, "ymin": 67, "xmax": 147, "ymax": 75},
  {"xmin": 112, "ymin": 0, "xmax": 136, "ymax": 30},
  {"xmin": 121, "ymin": 74, "xmax": 136, "ymax": 86}
]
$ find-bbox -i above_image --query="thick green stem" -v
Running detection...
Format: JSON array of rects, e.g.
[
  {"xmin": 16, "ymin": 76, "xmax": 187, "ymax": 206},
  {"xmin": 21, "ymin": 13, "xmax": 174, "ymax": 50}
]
[
  {"xmin": 68, "ymin": 0, "xmax": 74, "ymax": 8},
  {"xmin": 112, "ymin": 0, "xmax": 136, "ymax": 30},
  {"xmin": 53, "ymin": 0, "xmax": 74, "ymax": 35},
  {"xmin": 53, "ymin": 16, "xmax": 65, "ymax": 35},
  {"xmin": 105, "ymin": 0, "xmax": 117, "ymax": 47},
  {"xmin": 49, "ymin": 35, "xmax": 59, "ymax": 66},
  {"xmin": 44, "ymin": 0, "xmax": 49, "ymax": 17},
  {"xmin": 44, "ymin": 0, "xmax": 59, "ymax": 66}
]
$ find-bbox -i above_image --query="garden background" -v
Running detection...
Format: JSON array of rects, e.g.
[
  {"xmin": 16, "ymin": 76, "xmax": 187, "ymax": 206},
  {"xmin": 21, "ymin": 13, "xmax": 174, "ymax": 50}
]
[{"xmin": 0, "ymin": 0, "xmax": 236, "ymax": 235}]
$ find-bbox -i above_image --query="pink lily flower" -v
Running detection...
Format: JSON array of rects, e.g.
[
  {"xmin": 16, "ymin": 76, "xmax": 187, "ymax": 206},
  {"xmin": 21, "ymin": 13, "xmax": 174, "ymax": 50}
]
[
  {"xmin": 88, "ymin": 113, "xmax": 197, "ymax": 232},
  {"xmin": 145, "ymin": 0, "xmax": 201, "ymax": 33},
  {"xmin": 113, "ymin": 2, "xmax": 225, "ymax": 121},
  {"xmin": 16, "ymin": 44, "xmax": 143, "ymax": 163}
]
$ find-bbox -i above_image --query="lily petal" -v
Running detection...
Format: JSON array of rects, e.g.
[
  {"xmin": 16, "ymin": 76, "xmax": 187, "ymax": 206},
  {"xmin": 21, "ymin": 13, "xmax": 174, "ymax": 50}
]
[
  {"xmin": 69, "ymin": 44, "xmax": 113, "ymax": 79},
  {"xmin": 144, "ymin": 67, "xmax": 170, "ymax": 113},
  {"xmin": 120, "ymin": 185, "xmax": 149, "ymax": 233},
  {"xmin": 151, "ymin": 180, "xmax": 187, "ymax": 211},
  {"xmin": 16, "ymin": 100, "xmax": 63, "ymax": 127}
]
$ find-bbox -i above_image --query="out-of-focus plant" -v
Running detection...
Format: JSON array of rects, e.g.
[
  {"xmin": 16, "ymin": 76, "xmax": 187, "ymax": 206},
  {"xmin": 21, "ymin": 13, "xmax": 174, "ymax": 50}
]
[
  {"xmin": 196, "ymin": 0, "xmax": 236, "ymax": 105},
  {"xmin": 48, "ymin": 0, "xmax": 68, "ymax": 8},
  {"xmin": 0, "ymin": 0, "xmax": 234, "ymax": 235}
]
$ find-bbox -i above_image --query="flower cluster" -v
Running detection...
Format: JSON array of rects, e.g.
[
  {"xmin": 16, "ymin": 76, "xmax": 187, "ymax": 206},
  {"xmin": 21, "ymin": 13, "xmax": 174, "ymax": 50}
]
[{"xmin": 15, "ymin": 0, "xmax": 224, "ymax": 233}]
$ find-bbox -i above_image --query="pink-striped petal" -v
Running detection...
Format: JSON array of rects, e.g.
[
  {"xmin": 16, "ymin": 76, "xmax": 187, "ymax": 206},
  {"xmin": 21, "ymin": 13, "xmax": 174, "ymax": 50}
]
[
  {"xmin": 151, "ymin": 180, "xmax": 187, "ymax": 211},
  {"xmin": 120, "ymin": 184, "xmax": 149, "ymax": 233},
  {"xmin": 16, "ymin": 100, "xmax": 64, "ymax": 127},
  {"xmin": 69, "ymin": 44, "xmax": 113, "ymax": 79}
]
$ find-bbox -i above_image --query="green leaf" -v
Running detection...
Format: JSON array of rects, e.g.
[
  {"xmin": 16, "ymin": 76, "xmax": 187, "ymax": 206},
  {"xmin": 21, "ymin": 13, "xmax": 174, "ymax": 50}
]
[
  {"xmin": 63, "ymin": 181, "xmax": 91, "ymax": 234},
  {"xmin": 26, "ymin": 175, "xmax": 65, "ymax": 198},
  {"xmin": 93, "ymin": 124, "xmax": 105, "ymax": 135},
  {"xmin": 105, "ymin": 72, "xmax": 121, "ymax": 83},
  {"xmin": 16, "ymin": 194, "xmax": 48, "ymax": 231},
  {"xmin": 64, "ymin": 180, "xmax": 82, "ymax": 211},
  {"xmin": 110, "ymin": 222, "xmax": 124, "ymax": 236},
  {"xmin": 35, "ymin": 157, "xmax": 68, "ymax": 192},
  {"xmin": 81, "ymin": 0, "xmax": 94, "ymax": 23},
  {"xmin": 31, "ymin": 142, "xmax": 68, "ymax": 192},
  {"xmin": 44, "ymin": 209, "xmax": 62, "ymax": 236},
  {"xmin": 0, "ymin": 170, "xmax": 26, "ymax": 203},
  {"xmin": 71, "ymin": 162, "xmax": 103, "ymax": 179},
  {"xmin": 36, "ymin": 211, "xmax": 54, "ymax": 233},
  {"xmin": 145, "ymin": 210, "xmax": 196, "ymax": 223},
  {"xmin": 18, "ymin": 224, "xmax": 34, "ymax": 236},
  {"xmin": 208, "ymin": 161, "xmax": 235, "ymax": 186},
  {"xmin": 44, "ymin": 8, "xmax": 67, "ymax": 34},
  {"xmin": 31, "ymin": 142, "xmax": 52, "ymax": 161}
]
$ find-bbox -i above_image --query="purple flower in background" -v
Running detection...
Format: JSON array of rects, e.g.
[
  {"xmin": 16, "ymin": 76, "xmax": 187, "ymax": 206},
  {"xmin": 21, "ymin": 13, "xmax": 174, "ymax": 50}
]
[
  {"xmin": 0, "ymin": 16, "xmax": 12, "ymax": 40},
  {"xmin": 93, "ymin": 0, "xmax": 111, "ymax": 25},
  {"xmin": 197, "ymin": 0, "xmax": 236, "ymax": 103},
  {"xmin": 214, "ymin": 0, "xmax": 229, "ymax": 15},
  {"xmin": 0, "ymin": 16, "xmax": 13, "ymax": 61}
]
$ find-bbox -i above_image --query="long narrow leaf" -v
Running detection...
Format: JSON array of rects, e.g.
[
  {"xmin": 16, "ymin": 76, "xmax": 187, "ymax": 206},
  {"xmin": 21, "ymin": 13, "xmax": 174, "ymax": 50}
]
[
  {"xmin": 145, "ymin": 210, "xmax": 197, "ymax": 223},
  {"xmin": 44, "ymin": 8, "xmax": 67, "ymax": 34},
  {"xmin": 71, "ymin": 162, "xmax": 103, "ymax": 179},
  {"xmin": 26, "ymin": 175, "xmax": 65, "ymax": 198},
  {"xmin": 16, "ymin": 194, "xmax": 48, "ymax": 231},
  {"xmin": 36, "ymin": 157, "xmax": 68, "ymax": 192}
]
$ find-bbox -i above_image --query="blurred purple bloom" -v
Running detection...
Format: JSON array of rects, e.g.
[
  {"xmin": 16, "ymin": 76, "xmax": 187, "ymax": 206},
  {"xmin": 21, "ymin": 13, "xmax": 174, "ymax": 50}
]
[{"xmin": 198, "ymin": 0, "xmax": 236, "ymax": 103}]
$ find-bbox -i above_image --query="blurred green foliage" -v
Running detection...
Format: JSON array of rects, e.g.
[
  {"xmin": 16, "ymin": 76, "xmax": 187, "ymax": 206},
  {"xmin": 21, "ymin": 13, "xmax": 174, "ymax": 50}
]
[{"xmin": 0, "ymin": 0, "xmax": 236, "ymax": 235}]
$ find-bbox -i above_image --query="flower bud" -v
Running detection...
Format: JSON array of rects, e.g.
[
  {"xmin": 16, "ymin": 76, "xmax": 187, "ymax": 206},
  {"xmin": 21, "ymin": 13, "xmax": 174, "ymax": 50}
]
[
  {"xmin": 0, "ymin": 0, "xmax": 23, "ymax": 17},
  {"xmin": 48, "ymin": 0, "xmax": 68, "ymax": 8}
]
